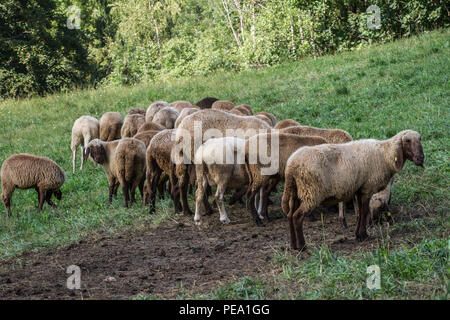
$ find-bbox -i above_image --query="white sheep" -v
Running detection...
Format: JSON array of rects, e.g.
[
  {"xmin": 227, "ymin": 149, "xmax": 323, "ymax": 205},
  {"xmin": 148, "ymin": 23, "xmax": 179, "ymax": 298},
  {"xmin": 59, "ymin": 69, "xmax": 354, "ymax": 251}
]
[
  {"xmin": 282, "ymin": 130, "xmax": 424, "ymax": 250},
  {"xmin": 71, "ymin": 115, "xmax": 99, "ymax": 173}
]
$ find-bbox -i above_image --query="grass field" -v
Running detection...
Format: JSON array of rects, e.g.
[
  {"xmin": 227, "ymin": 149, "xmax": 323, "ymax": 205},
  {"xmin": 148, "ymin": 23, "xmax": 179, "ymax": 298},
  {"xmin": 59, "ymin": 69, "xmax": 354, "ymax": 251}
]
[{"xmin": 0, "ymin": 29, "xmax": 449, "ymax": 299}]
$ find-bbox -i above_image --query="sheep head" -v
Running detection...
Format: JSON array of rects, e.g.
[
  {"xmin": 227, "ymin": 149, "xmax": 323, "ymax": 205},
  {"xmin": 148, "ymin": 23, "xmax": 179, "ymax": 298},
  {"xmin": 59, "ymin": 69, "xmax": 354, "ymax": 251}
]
[
  {"xmin": 401, "ymin": 130, "xmax": 424, "ymax": 167},
  {"xmin": 84, "ymin": 139, "xmax": 107, "ymax": 164}
]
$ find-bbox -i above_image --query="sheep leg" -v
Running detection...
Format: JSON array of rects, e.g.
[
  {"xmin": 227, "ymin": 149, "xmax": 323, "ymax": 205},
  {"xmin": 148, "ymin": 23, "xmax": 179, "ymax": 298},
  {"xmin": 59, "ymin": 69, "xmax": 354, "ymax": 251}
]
[
  {"xmin": 228, "ymin": 188, "xmax": 246, "ymax": 205},
  {"xmin": 286, "ymin": 197, "xmax": 300, "ymax": 250},
  {"xmin": 261, "ymin": 178, "xmax": 279, "ymax": 221},
  {"xmin": 108, "ymin": 177, "xmax": 118, "ymax": 204},
  {"xmin": 247, "ymin": 186, "xmax": 264, "ymax": 227},
  {"xmin": 355, "ymin": 195, "xmax": 369, "ymax": 241},
  {"xmin": 179, "ymin": 171, "xmax": 193, "ymax": 216},
  {"xmin": 138, "ymin": 176, "xmax": 145, "ymax": 200},
  {"xmin": 339, "ymin": 202, "xmax": 347, "ymax": 229},
  {"xmin": 72, "ymin": 148, "xmax": 77, "ymax": 174},
  {"xmin": 45, "ymin": 191, "xmax": 55, "ymax": 207},
  {"xmin": 169, "ymin": 171, "xmax": 182, "ymax": 214},
  {"xmin": 215, "ymin": 184, "xmax": 230, "ymax": 224},
  {"xmin": 202, "ymin": 179, "xmax": 214, "ymax": 216},
  {"xmin": 194, "ymin": 176, "xmax": 206, "ymax": 225},
  {"xmin": 148, "ymin": 168, "xmax": 161, "ymax": 214},
  {"xmin": 122, "ymin": 182, "xmax": 130, "ymax": 208},
  {"xmin": 1, "ymin": 186, "xmax": 14, "ymax": 217},
  {"xmin": 293, "ymin": 203, "xmax": 313, "ymax": 251},
  {"xmin": 37, "ymin": 189, "xmax": 46, "ymax": 213}
]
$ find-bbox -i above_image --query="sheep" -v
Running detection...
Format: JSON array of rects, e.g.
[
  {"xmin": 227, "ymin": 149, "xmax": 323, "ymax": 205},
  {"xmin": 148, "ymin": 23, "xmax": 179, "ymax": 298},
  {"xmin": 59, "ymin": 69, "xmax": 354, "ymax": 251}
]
[
  {"xmin": 274, "ymin": 119, "xmax": 301, "ymax": 130},
  {"xmin": 282, "ymin": 130, "xmax": 424, "ymax": 250},
  {"xmin": 152, "ymin": 106, "xmax": 180, "ymax": 129},
  {"xmin": 121, "ymin": 114, "xmax": 145, "ymax": 138},
  {"xmin": 280, "ymin": 125, "xmax": 353, "ymax": 227},
  {"xmin": 235, "ymin": 104, "xmax": 253, "ymax": 115},
  {"xmin": 99, "ymin": 112, "xmax": 123, "ymax": 142},
  {"xmin": 170, "ymin": 101, "xmax": 194, "ymax": 113},
  {"xmin": 254, "ymin": 114, "xmax": 273, "ymax": 127},
  {"xmin": 228, "ymin": 108, "xmax": 247, "ymax": 116},
  {"xmin": 1, "ymin": 154, "xmax": 66, "ymax": 216},
  {"xmin": 369, "ymin": 179, "xmax": 394, "ymax": 225},
  {"xmin": 133, "ymin": 130, "xmax": 161, "ymax": 148},
  {"xmin": 245, "ymin": 133, "xmax": 327, "ymax": 225},
  {"xmin": 212, "ymin": 100, "xmax": 234, "ymax": 111},
  {"xmin": 232, "ymin": 105, "xmax": 252, "ymax": 116},
  {"xmin": 194, "ymin": 137, "xmax": 248, "ymax": 225},
  {"xmin": 194, "ymin": 97, "xmax": 218, "ymax": 109},
  {"xmin": 137, "ymin": 121, "xmax": 165, "ymax": 133},
  {"xmin": 85, "ymin": 138, "xmax": 146, "ymax": 208},
  {"xmin": 128, "ymin": 108, "xmax": 146, "ymax": 116},
  {"xmin": 174, "ymin": 108, "xmax": 200, "ymax": 129},
  {"xmin": 256, "ymin": 112, "xmax": 277, "ymax": 127},
  {"xmin": 71, "ymin": 115, "xmax": 100, "ymax": 173},
  {"xmin": 175, "ymin": 109, "xmax": 271, "ymax": 215},
  {"xmin": 145, "ymin": 101, "xmax": 170, "ymax": 122}
]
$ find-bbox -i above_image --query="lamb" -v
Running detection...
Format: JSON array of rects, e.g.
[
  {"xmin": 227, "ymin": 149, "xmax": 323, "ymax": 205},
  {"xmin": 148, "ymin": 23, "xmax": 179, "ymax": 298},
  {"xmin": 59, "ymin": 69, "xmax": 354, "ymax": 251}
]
[
  {"xmin": 274, "ymin": 119, "xmax": 301, "ymax": 130},
  {"xmin": 85, "ymin": 138, "xmax": 146, "ymax": 208},
  {"xmin": 282, "ymin": 130, "xmax": 424, "ymax": 250},
  {"xmin": 211, "ymin": 100, "xmax": 234, "ymax": 111},
  {"xmin": 194, "ymin": 97, "xmax": 218, "ymax": 109},
  {"xmin": 133, "ymin": 130, "xmax": 161, "ymax": 148},
  {"xmin": 1, "ymin": 154, "xmax": 66, "ymax": 216},
  {"xmin": 121, "ymin": 114, "xmax": 145, "ymax": 138},
  {"xmin": 145, "ymin": 101, "xmax": 170, "ymax": 122},
  {"xmin": 137, "ymin": 121, "xmax": 165, "ymax": 133},
  {"xmin": 99, "ymin": 112, "xmax": 123, "ymax": 141},
  {"xmin": 194, "ymin": 137, "xmax": 248, "ymax": 225},
  {"xmin": 174, "ymin": 108, "xmax": 200, "ymax": 129},
  {"xmin": 369, "ymin": 179, "xmax": 394, "ymax": 225},
  {"xmin": 128, "ymin": 108, "xmax": 146, "ymax": 116},
  {"xmin": 175, "ymin": 109, "xmax": 271, "ymax": 215},
  {"xmin": 245, "ymin": 133, "xmax": 327, "ymax": 225},
  {"xmin": 280, "ymin": 125, "xmax": 353, "ymax": 227},
  {"xmin": 256, "ymin": 112, "xmax": 277, "ymax": 127},
  {"xmin": 71, "ymin": 115, "xmax": 100, "ymax": 173},
  {"xmin": 170, "ymin": 101, "xmax": 194, "ymax": 113},
  {"xmin": 152, "ymin": 106, "xmax": 180, "ymax": 129}
]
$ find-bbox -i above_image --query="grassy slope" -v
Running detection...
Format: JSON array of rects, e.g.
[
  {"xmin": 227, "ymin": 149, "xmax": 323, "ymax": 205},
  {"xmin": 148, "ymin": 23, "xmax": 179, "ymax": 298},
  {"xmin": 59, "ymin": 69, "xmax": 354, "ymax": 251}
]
[{"xmin": 0, "ymin": 30, "xmax": 449, "ymax": 298}]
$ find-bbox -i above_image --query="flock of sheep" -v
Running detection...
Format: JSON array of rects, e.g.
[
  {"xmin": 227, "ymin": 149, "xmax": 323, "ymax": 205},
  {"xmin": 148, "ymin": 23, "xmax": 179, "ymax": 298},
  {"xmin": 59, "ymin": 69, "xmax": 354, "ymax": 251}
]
[{"xmin": 0, "ymin": 97, "xmax": 425, "ymax": 250}]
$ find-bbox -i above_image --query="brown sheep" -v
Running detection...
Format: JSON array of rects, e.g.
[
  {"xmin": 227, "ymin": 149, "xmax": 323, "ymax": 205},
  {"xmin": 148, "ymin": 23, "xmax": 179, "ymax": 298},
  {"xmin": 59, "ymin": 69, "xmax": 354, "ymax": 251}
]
[
  {"xmin": 254, "ymin": 114, "xmax": 273, "ymax": 127},
  {"xmin": 152, "ymin": 106, "xmax": 180, "ymax": 129},
  {"xmin": 121, "ymin": 114, "xmax": 145, "ymax": 138},
  {"xmin": 212, "ymin": 100, "xmax": 234, "ymax": 111},
  {"xmin": 145, "ymin": 101, "xmax": 170, "ymax": 122},
  {"xmin": 282, "ymin": 130, "xmax": 424, "ymax": 250},
  {"xmin": 245, "ymin": 133, "xmax": 327, "ymax": 225},
  {"xmin": 85, "ymin": 138, "xmax": 146, "ymax": 208},
  {"xmin": 133, "ymin": 130, "xmax": 161, "ymax": 148},
  {"xmin": 256, "ymin": 111, "xmax": 277, "ymax": 126},
  {"xmin": 170, "ymin": 101, "xmax": 194, "ymax": 113},
  {"xmin": 194, "ymin": 97, "xmax": 218, "ymax": 109},
  {"xmin": 99, "ymin": 112, "xmax": 123, "ymax": 142},
  {"xmin": 1, "ymin": 154, "xmax": 66, "ymax": 216},
  {"xmin": 274, "ymin": 119, "xmax": 301, "ymax": 130},
  {"xmin": 174, "ymin": 108, "xmax": 200, "ymax": 129},
  {"xmin": 137, "ymin": 122, "xmax": 165, "ymax": 133},
  {"xmin": 128, "ymin": 108, "xmax": 146, "ymax": 116},
  {"xmin": 236, "ymin": 104, "xmax": 253, "ymax": 115}
]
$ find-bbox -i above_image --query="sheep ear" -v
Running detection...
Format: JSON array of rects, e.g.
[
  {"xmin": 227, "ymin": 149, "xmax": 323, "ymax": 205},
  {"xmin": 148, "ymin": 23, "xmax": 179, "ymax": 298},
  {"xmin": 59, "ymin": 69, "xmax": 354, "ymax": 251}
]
[{"xmin": 393, "ymin": 140, "xmax": 404, "ymax": 172}]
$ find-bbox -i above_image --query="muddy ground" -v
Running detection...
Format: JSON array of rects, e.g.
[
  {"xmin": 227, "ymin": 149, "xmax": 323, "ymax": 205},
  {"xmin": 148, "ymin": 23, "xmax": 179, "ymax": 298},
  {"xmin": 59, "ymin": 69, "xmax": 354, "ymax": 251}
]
[{"xmin": 0, "ymin": 199, "xmax": 423, "ymax": 300}]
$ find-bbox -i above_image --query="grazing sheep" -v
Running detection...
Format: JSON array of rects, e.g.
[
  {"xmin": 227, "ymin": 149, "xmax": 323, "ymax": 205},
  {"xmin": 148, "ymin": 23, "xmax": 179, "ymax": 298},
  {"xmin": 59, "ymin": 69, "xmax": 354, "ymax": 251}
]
[
  {"xmin": 194, "ymin": 137, "xmax": 248, "ymax": 225},
  {"xmin": 128, "ymin": 108, "xmax": 146, "ymax": 116},
  {"xmin": 175, "ymin": 109, "xmax": 271, "ymax": 215},
  {"xmin": 245, "ymin": 133, "xmax": 327, "ymax": 225},
  {"xmin": 152, "ymin": 106, "xmax": 180, "ymax": 129},
  {"xmin": 280, "ymin": 125, "xmax": 353, "ymax": 227},
  {"xmin": 85, "ymin": 138, "xmax": 146, "ymax": 208},
  {"xmin": 99, "ymin": 112, "xmax": 123, "ymax": 142},
  {"xmin": 145, "ymin": 101, "xmax": 170, "ymax": 122},
  {"xmin": 174, "ymin": 108, "xmax": 200, "ymax": 129},
  {"xmin": 171, "ymin": 101, "xmax": 194, "ymax": 113},
  {"xmin": 71, "ymin": 115, "xmax": 99, "ymax": 173},
  {"xmin": 236, "ymin": 104, "xmax": 253, "ymax": 115},
  {"xmin": 369, "ymin": 179, "xmax": 394, "ymax": 225},
  {"xmin": 282, "ymin": 130, "xmax": 424, "ymax": 250},
  {"xmin": 1, "ymin": 154, "xmax": 66, "ymax": 216},
  {"xmin": 212, "ymin": 100, "xmax": 234, "ymax": 111},
  {"xmin": 194, "ymin": 97, "xmax": 218, "ymax": 109},
  {"xmin": 256, "ymin": 112, "xmax": 277, "ymax": 127},
  {"xmin": 228, "ymin": 108, "xmax": 247, "ymax": 116},
  {"xmin": 137, "ymin": 121, "xmax": 165, "ymax": 133},
  {"xmin": 133, "ymin": 130, "xmax": 160, "ymax": 148},
  {"xmin": 274, "ymin": 119, "xmax": 301, "ymax": 130},
  {"xmin": 233, "ymin": 105, "xmax": 252, "ymax": 116},
  {"xmin": 121, "ymin": 114, "xmax": 145, "ymax": 138},
  {"xmin": 254, "ymin": 114, "xmax": 273, "ymax": 127}
]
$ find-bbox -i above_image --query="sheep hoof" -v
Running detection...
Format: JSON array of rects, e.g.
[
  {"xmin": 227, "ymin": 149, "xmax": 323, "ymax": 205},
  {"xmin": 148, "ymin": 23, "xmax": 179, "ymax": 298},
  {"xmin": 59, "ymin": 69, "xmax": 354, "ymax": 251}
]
[
  {"xmin": 220, "ymin": 217, "xmax": 231, "ymax": 224},
  {"xmin": 340, "ymin": 217, "xmax": 348, "ymax": 229},
  {"xmin": 194, "ymin": 220, "xmax": 201, "ymax": 226}
]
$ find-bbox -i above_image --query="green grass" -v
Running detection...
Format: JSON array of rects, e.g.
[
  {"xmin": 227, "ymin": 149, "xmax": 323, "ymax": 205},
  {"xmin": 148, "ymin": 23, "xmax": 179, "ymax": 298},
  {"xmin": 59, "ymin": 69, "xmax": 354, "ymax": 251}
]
[{"xmin": 0, "ymin": 29, "xmax": 449, "ymax": 298}]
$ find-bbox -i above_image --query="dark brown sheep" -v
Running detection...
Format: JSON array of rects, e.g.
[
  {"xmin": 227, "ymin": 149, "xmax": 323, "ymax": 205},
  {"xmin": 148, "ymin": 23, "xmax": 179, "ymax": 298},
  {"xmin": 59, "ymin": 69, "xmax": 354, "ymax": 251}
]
[
  {"xmin": 137, "ymin": 122, "xmax": 165, "ymax": 133},
  {"xmin": 99, "ymin": 112, "xmax": 123, "ymax": 142},
  {"xmin": 194, "ymin": 97, "xmax": 218, "ymax": 109},
  {"xmin": 274, "ymin": 119, "xmax": 301, "ymax": 130}
]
